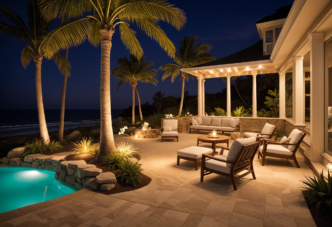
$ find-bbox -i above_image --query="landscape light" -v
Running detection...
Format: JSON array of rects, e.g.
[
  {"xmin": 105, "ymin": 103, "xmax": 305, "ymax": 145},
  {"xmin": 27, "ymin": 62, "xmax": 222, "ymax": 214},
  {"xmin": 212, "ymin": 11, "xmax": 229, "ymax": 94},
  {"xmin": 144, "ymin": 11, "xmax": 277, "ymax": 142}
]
[{"xmin": 327, "ymin": 163, "xmax": 332, "ymax": 173}]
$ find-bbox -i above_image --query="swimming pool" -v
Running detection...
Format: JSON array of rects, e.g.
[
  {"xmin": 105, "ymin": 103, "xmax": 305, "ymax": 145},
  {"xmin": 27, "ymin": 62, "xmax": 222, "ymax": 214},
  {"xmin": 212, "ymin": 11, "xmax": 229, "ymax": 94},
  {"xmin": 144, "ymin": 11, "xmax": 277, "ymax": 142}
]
[{"xmin": 0, "ymin": 167, "xmax": 77, "ymax": 213}]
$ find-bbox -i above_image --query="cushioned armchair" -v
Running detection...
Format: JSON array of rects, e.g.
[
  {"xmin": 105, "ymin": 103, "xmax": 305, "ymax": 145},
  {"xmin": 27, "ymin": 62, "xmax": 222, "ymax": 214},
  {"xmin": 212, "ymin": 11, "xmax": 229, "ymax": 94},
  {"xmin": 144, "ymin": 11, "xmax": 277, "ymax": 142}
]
[
  {"xmin": 258, "ymin": 129, "xmax": 306, "ymax": 168},
  {"xmin": 201, "ymin": 137, "xmax": 260, "ymax": 190},
  {"xmin": 243, "ymin": 123, "xmax": 277, "ymax": 140},
  {"xmin": 161, "ymin": 119, "xmax": 178, "ymax": 142}
]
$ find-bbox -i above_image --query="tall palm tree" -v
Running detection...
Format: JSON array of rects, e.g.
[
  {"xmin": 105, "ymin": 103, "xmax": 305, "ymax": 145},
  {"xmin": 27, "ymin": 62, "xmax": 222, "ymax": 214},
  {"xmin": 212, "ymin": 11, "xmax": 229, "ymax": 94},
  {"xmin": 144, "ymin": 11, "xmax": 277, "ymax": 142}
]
[
  {"xmin": 113, "ymin": 55, "xmax": 157, "ymax": 125},
  {"xmin": 222, "ymin": 76, "xmax": 248, "ymax": 107},
  {"xmin": 0, "ymin": 0, "xmax": 88, "ymax": 143},
  {"xmin": 40, "ymin": 0, "xmax": 186, "ymax": 160},
  {"xmin": 159, "ymin": 35, "xmax": 215, "ymax": 116},
  {"xmin": 153, "ymin": 91, "xmax": 165, "ymax": 114}
]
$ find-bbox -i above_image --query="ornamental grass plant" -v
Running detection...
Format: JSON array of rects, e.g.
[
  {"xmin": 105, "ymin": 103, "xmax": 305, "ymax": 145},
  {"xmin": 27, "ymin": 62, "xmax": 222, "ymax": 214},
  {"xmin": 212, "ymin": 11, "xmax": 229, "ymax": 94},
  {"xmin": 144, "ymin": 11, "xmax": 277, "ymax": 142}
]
[
  {"xmin": 116, "ymin": 159, "xmax": 143, "ymax": 188},
  {"xmin": 22, "ymin": 139, "xmax": 63, "ymax": 156},
  {"xmin": 72, "ymin": 137, "xmax": 94, "ymax": 155}
]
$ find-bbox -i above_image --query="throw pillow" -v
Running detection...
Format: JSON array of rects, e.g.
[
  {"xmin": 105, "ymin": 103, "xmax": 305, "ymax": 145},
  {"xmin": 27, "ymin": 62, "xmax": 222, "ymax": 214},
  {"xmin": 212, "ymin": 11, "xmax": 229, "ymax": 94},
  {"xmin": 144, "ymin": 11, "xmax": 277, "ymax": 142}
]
[
  {"xmin": 191, "ymin": 119, "xmax": 198, "ymax": 125},
  {"xmin": 221, "ymin": 118, "xmax": 231, "ymax": 127},
  {"xmin": 196, "ymin": 117, "xmax": 203, "ymax": 125},
  {"xmin": 280, "ymin": 136, "xmax": 290, "ymax": 147},
  {"xmin": 202, "ymin": 117, "xmax": 212, "ymax": 125},
  {"xmin": 230, "ymin": 118, "xmax": 239, "ymax": 128},
  {"xmin": 226, "ymin": 137, "xmax": 256, "ymax": 167},
  {"xmin": 163, "ymin": 126, "xmax": 172, "ymax": 132},
  {"xmin": 211, "ymin": 118, "xmax": 221, "ymax": 126}
]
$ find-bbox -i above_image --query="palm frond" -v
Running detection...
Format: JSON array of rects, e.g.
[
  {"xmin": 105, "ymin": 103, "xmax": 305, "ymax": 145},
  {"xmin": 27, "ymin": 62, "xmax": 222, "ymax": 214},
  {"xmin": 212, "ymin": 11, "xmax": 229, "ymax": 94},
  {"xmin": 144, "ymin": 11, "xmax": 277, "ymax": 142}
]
[
  {"xmin": 41, "ymin": 17, "xmax": 89, "ymax": 58},
  {"xmin": 88, "ymin": 19, "xmax": 101, "ymax": 47},
  {"xmin": 119, "ymin": 22, "xmax": 143, "ymax": 58},
  {"xmin": 0, "ymin": 22, "xmax": 29, "ymax": 41},
  {"xmin": 135, "ymin": 19, "xmax": 175, "ymax": 58},
  {"xmin": 116, "ymin": 79, "xmax": 127, "ymax": 90},
  {"xmin": 21, "ymin": 45, "xmax": 34, "ymax": 69},
  {"xmin": 52, "ymin": 51, "xmax": 71, "ymax": 76}
]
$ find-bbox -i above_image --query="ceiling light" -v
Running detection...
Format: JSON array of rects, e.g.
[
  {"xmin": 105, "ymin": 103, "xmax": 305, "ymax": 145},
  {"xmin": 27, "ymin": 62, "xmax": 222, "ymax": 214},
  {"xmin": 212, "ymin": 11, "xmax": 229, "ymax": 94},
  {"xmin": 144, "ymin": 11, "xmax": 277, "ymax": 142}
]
[
  {"xmin": 227, "ymin": 69, "xmax": 231, "ymax": 72},
  {"xmin": 259, "ymin": 65, "xmax": 262, "ymax": 68},
  {"xmin": 209, "ymin": 70, "xmax": 214, "ymax": 74},
  {"xmin": 220, "ymin": 69, "xmax": 223, "ymax": 72},
  {"xmin": 246, "ymin": 67, "xmax": 249, "ymax": 70}
]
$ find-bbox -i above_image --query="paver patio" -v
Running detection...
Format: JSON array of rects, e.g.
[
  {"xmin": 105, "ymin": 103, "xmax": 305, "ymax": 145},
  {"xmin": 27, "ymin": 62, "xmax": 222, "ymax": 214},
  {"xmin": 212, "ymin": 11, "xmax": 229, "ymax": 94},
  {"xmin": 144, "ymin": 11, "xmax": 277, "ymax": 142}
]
[{"xmin": 0, "ymin": 133, "xmax": 316, "ymax": 227}]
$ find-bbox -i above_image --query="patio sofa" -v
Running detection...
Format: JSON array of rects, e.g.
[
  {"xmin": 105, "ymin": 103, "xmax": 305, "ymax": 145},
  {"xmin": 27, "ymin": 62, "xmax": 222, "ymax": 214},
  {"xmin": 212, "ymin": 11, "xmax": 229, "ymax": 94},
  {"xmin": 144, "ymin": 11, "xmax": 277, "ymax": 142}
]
[{"xmin": 190, "ymin": 116, "xmax": 240, "ymax": 134}]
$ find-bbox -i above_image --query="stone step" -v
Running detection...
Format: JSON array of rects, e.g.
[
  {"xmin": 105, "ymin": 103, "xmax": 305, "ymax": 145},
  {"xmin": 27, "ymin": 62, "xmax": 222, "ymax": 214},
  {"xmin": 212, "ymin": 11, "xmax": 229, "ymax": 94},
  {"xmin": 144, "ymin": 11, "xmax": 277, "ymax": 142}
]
[
  {"xmin": 303, "ymin": 134, "xmax": 311, "ymax": 147},
  {"xmin": 304, "ymin": 127, "xmax": 310, "ymax": 135}
]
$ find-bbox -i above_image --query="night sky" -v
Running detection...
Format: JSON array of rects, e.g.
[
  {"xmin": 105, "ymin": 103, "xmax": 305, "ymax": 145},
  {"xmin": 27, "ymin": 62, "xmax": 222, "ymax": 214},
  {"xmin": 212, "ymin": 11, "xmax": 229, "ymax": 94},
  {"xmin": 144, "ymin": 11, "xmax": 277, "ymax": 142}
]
[{"xmin": 0, "ymin": 0, "xmax": 294, "ymax": 110}]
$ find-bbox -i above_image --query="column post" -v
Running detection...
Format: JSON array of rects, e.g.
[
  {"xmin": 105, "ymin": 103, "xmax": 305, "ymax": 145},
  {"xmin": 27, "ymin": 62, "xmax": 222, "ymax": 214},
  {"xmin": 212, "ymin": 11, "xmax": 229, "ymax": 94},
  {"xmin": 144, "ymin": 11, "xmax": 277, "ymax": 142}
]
[
  {"xmin": 252, "ymin": 71, "xmax": 257, "ymax": 118},
  {"xmin": 293, "ymin": 56, "xmax": 305, "ymax": 125},
  {"xmin": 197, "ymin": 76, "xmax": 203, "ymax": 116},
  {"xmin": 310, "ymin": 33, "xmax": 324, "ymax": 162},
  {"xmin": 279, "ymin": 71, "xmax": 286, "ymax": 118},
  {"xmin": 227, "ymin": 76, "xmax": 231, "ymax": 117},
  {"xmin": 202, "ymin": 79, "xmax": 205, "ymax": 116}
]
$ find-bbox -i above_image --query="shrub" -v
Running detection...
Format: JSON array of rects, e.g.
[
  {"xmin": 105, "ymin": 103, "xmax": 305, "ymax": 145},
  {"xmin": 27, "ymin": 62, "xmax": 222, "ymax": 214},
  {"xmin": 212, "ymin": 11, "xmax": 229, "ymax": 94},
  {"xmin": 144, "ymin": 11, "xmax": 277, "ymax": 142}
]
[
  {"xmin": 22, "ymin": 139, "xmax": 63, "ymax": 156},
  {"xmin": 301, "ymin": 171, "xmax": 332, "ymax": 214},
  {"xmin": 72, "ymin": 137, "xmax": 95, "ymax": 155},
  {"xmin": 258, "ymin": 108, "xmax": 270, "ymax": 117},
  {"xmin": 116, "ymin": 159, "xmax": 143, "ymax": 188},
  {"xmin": 143, "ymin": 113, "xmax": 164, "ymax": 129},
  {"xmin": 116, "ymin": 142, "xmax": 137, "ymax": 158},
  {"xmin": 162, "ymin": 107, "xmax": 178, "ymax": 116},
  {"xmin": 232, "ymin": 106, "xmax": 246, "ymax": 117},
  {"xmin": 102, "ymin": 152, "xmax": 126, "ymax": 169},
  {"xmin": 214, "ymin": 107, "xmax": 226, "ymax": 116},
  {"xmin": 91, "ymin": 147, "xmax": 99, "ymax": 156},
  {"xmin": 113, "ymin": 117, "xmax": 131, "ymax": 130}
]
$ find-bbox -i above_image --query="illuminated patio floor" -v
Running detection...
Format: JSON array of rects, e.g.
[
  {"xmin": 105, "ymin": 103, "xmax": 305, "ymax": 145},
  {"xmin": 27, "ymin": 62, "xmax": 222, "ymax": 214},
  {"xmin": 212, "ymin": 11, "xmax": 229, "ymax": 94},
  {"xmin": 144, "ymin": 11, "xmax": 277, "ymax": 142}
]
[{"xmin": 0, "ymin": 133, "xmax": 316, "ymax": 227}]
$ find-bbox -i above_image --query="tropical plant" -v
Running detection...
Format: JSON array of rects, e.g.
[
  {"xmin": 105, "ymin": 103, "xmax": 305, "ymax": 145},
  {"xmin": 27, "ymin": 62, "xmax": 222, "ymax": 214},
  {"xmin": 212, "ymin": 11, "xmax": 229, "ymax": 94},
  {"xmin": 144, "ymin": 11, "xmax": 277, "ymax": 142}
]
[
  {"xmin": 159, "ymin": 35, "xmax": 215, "ymax": 116},
  {"xmin": 41, "ymin": 0, "xmax": 186, "ymax": 161},
  {"xmin": 0, "ymin": 0, "xmax": 88, "ymax": 143},
  {"xmin": 113, "ymin": 117, "xmax": 131, "ymax": 132},
  {"xmin": 232, "ymin": 106, "xmax": 246, "ymax": 117},
  {"xmin": 113, "ymin": 55, "xmax": 157, "ymax": 124},
  {"xmin": 116, "ymin": 159, "xmax": 143, "ymax": 188},
  {"xmin": 102, "ymin": 152, "xmax": 126, "ymax": 170},
  {"xmin": 301, "ymin": 172, "xmax": 332, "ymax": 214},
  {"xmin": 214, "ymin": 107, "xmax": 226, "ymax": 116},
  {"xmin": 72, "ymin": 137, "xmax": 94, "ymax": 154},
  {"xmin": 91, "ymin": 147, "xmax": 99, "ymax": 156},
  {"xmin": 257, "ymin": 108, "xmax": 270, "ymax": 117},
  {"xmin": 153, "ymin": 91, "xmax": 165, "ymax": 114},
  {"xmin": 22, "ymin": 139, "xmax": 63, "ymax": 156},
  {"xmin": 264, "ymin": 89, "xmax": 279, "ymax": 117},
  {"xmin": 116, "ymin": 142, "xmax": 137, "ymax": 158}
]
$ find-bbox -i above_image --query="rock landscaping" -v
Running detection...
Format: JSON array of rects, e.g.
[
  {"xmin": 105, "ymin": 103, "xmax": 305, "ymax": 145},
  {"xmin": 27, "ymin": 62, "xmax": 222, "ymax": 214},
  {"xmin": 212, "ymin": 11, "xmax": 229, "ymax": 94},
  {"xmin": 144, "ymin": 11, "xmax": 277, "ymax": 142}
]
[{"xmin": 0, "ymin": 147, "xmax": 117, "ymax": 192}]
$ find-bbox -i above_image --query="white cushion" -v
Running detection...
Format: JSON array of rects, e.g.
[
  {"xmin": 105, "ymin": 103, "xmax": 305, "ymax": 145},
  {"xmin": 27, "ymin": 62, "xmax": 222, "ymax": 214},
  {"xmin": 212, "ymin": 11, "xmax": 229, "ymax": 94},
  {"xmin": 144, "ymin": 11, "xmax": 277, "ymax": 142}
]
[
  {"xmin": 204, "ymin": 126, "xmax": 221, "ymax": 130},
  {"xmin": 177, "ymin": 146, "xmax": 213, "ymax": 159},
  {"xmin": 218, "ymin": 126, "xmax": 236, "ymax": 132},
  {"xmin": 191, "ymin": 119, "xmax": 198, "ymax": 125},
  {"xmin": 244, "ymin": 132, "xmax": 269, "ymax": 138},
  {"xmin": 260, "ymin": 144, "xmax": 292, "ymax": 156},
  {"xmin": 227, "ymin": 137, "xmax": 257, "ymax": 166},
  {"xmin": 162, "ymin": 131, "xmax": 178, "ymax": 137},
  {"xmin": 287, "ymin": 129, "xmax": 304, "ymax": 151},
  {"xmin": 230, "ymin": 118, "xmax": 239, "ymax": 128},
  {"xmin": 211, "ymin": 118, "xmax": 221, "ymax": 126},
  {"xmin": 221, "ymin": 118, "xmax": 231, "ymax": 127},
  {"xmin": 205, "ymin": 155, "xmax": 231, "ymax": 174},
  {"xmin": 280, "ymin": 136, "xmax": 290, "ymax": 147},
  {"xmin": 261, "ymin": 123, "xmax": 276, "ymax": 135},
  {"xmin": 202, "ymin": 117, "xmax": 212, "ymax": 126},
  {"xmin": 163, "ymin": 126, "xmax": 172, "ymax": 131},
  {"xmin": 190, "ymin": 125, "xmax": 206, "ymax": 130},
  {"xmin": 196, "ymin": 117, "xmax": 203, "ymax": 125},
  {"xmin": 163, "ymin": 119, "xmax": 178, "ymax": 131}
]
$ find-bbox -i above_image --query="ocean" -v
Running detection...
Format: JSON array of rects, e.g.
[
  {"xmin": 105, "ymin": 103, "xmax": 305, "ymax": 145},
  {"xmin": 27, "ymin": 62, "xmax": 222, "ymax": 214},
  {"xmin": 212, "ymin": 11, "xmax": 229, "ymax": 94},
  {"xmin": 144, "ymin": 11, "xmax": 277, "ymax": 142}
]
[{"xmin": 0, "ymin": 109, "xmax": 123, "ymax": 138}]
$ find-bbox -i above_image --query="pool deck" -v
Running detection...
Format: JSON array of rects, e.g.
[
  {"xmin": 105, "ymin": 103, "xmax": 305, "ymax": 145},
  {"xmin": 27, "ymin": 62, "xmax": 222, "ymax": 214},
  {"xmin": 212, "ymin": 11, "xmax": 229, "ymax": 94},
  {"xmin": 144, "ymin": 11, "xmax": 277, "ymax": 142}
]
[{"xmin": 0, "ymin": 133, "xmax": 317, "ymax": 227}]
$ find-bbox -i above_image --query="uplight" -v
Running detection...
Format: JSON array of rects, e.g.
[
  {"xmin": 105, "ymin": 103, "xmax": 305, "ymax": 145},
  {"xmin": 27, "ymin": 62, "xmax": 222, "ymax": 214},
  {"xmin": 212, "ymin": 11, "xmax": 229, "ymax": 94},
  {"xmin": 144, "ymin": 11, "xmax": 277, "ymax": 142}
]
[{"xmin": 327, "ymin": 163, "xmax": 332, "ymax": 173}]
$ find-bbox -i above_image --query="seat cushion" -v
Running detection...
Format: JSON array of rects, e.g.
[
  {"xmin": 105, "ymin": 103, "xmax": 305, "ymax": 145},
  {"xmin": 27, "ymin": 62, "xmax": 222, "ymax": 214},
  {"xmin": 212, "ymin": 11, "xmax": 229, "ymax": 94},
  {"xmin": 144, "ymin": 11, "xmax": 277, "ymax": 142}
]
[
  {"xmin": 244, "ymin": 132, "xmax": 269, "ymax": 138},
  {"xmin": 260, "ymin": 144, "xmax": 292, "ymax": 156},
  {"xmin": 196, "ymin": 117, "xmax": 203, "ymax": 125},
  {"xmin": 202, "ymin": 117, "xmax": 212, "ymax": 126},
  {"xmin": 190, "ymin": 125, "xmax": 206, "ymax": 130},
  {"xmin": 162, "ymin": 131, "xmax": 178, "ymax": 137},
  {"xmin": 261, "ymin": 123, "xmax": 276, "ymax": 135},
  {"xmin": 287, "ymin": 129, "xmax": 304, "ymax": 151},
  {"xmin": 163, "ymin": 119, "xmax": 178, "ymax": 131},
  {"xmin": 227, "ymin": 137, "xmax": 257, "ymax": 165},
  {"xmin": 177, "ymin": 146, "xmax": 213, "ymax": 159},
  {"xmin": 211, "ymin": 118, "xmax": 221, "ymax": 126},
  {"xmin": 219, "ymin": 127, "xmax": 236, "ymax": 132},
  {"xmin": 221, "ymin": 118, "xmax": 231, "ymax": 127},
  {"xmin": 205, "ymin": 155, "xmax": 231, "ymax": 174},
  {"xmin": 163, "ymin": 126, "xmax": 172, "ymax": 132},
  {"xmin": 204, "ymin": 126, "xmax": 220, "ymax": 130}
]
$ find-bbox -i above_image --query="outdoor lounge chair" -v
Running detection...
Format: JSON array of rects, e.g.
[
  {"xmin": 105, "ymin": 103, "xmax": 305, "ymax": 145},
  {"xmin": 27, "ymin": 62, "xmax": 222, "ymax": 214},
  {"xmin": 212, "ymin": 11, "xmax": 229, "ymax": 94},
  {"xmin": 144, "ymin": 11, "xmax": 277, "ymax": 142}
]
[
  {"xmin": 161, "ymin": 119, "xmax": 179, "ymax": 142},
  {"xmin": 177, "ymin": 146, "xmax": 213, "ymax": 170},
  {"xmin": 201, "ymin": 137, "xmax": 260, "ymax": 190},
  {"xmin": 243, "ymin": 123, "xmax": 277, "ymax": 140},
  {"xmin": 258, "ymin": 129, "xmax": 306, "ymax": 168}
]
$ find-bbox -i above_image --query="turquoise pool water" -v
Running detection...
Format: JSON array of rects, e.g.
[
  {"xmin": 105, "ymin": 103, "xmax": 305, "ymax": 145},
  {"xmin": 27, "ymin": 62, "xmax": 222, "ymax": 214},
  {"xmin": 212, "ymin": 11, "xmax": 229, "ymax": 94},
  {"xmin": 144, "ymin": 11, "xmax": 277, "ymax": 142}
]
[{"xmin": 0, "ymin": 167, "xmax": 77, "ymax": 213}]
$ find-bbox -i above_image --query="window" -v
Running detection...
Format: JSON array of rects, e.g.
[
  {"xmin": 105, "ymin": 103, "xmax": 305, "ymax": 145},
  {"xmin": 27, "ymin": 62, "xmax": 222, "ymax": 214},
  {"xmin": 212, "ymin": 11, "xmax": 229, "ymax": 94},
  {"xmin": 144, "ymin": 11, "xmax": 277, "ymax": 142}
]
[
  {"xmin": 266, "ymin": 30, "xmax": 273, "ymax": 43},
  {"xmin": 275, "ymin": 27, "xmax": 282, "ymax": 42},
  {"xmin": 325, "ymin": 38, "xmax": 332, "ymax": 155},
  {"xmin": 286, "ymin": 72, "xmax": 293, "ymax": 119}
]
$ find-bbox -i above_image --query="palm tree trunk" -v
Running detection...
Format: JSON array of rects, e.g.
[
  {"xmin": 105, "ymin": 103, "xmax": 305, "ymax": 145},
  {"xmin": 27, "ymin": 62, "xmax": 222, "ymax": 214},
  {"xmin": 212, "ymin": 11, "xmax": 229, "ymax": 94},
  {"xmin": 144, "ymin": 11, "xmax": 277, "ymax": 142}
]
[
  {"xmin": 132, "ymin": 85, "xmax": 135, "ymax": 125},
  {"xmin": 136, "ymin": 88, "xmax": 143, "ymax": 121},
  {"xmin": 58, "ymin": 48, "xmax": 69, "ymax": 142},
  {"xmin": 34, "ymin": 54, "xmax": 50, "ymax": 144},
  {"xmin": 178, "ymin": 76, "xmax": 185, "ymax": 116},
  {"xmin": 98, "ymin": 28, "xmax": 115, "ymax": 161},
  {"xmin": 234, "ymin": 81, "xmax": 248, "ymax": 107}
]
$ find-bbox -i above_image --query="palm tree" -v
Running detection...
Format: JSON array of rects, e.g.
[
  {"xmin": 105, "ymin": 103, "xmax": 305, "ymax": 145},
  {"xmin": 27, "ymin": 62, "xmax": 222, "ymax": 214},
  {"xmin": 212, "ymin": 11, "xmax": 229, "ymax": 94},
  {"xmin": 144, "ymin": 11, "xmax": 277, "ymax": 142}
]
[
  {"xmin": 153, "ymin": 91, "xmax": 165, "ymax": 114},
  {"xmin": 222, "ymin": 76, "xmax": 248, "ymax": 107},
  {"xmin": 112, "ymin": 55, "xmax": 157, "ymax": 125},
  {"xmin": 159, "ymin": 35, "xmax": 215, "ymax": 116},
  {"xmin": 0, "ymin": 0, "xmax": 88, "ymax": 143},
  {"xmin": 40, "ymin": 0, "xmax": 186, "ymax": 160}
]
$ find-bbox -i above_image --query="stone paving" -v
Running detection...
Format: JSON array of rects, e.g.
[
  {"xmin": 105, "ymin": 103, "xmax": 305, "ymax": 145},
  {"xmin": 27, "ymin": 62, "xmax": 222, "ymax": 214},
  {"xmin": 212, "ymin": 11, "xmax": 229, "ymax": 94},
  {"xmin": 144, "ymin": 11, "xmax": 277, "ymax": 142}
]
[{"xmin": 0, "ymin": 133, "xmax": 317, "ymax": 227}]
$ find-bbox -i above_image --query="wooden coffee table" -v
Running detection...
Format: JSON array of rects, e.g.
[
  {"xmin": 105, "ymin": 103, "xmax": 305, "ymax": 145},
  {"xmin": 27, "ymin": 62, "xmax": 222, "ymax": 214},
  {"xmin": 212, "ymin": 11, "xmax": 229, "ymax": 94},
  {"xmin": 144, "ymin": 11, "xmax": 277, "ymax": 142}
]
[{"xmin": 197, "ymin": 135, "xmax": 230, "ymax": 155}]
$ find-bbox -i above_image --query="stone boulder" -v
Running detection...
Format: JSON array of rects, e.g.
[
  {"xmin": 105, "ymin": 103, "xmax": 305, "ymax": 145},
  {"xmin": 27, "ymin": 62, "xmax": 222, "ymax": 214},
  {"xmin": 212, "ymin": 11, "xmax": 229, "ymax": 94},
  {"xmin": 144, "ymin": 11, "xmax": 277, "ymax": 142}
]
[
  {"xmin": 9, "ymin": 158, "xmax": 23, "ymax": 166},
  {"xmin": 68, "ymin": 160, "xmax": 87, "ymax": 169},
  {"xmin": 0, "ymin": 157, "xmax": 9, "ymax": 165},
  {"xmin": 85, "ymin": 178, "xmax": 99, "ymax": 191},
  {"xmin": 67, "ymin": 167, "xmax": 76, "ymax": 176},
  {"xmin": 95, "ymin": 172, "xmax": 117, "ymax": 184},
  {"xmin": 60, "ymin": 168, "xmax": 67, "ymax": 182},
  {"xmin": 55, "ymin": 172, "xmax": 60, "ymax": 179},
  {"xmin": 21, "ymin": 162, "xmax": 32, "ymax": 167},
  {"xmin": 76, "ymin": 165, "xmax": 96, "ymax": 178},
  {"xmin": 100, "ymin": 184, "xmax": 115, "ymax": 191},
  {"xmin": 32, "ymin": 160, "xmax": 40, "ymax": 168},
  {"xmin": 75, "ymin": 182, "xmax": 82, "ymax": 190},
  {"xmin": 66, "ymin": 175, "xmax": 76, "ymax": 186},
  {"xmin": 82, "ymin": 168, "xmax": 102, "ymax": 178},
  {"xmin": 68, "ymin": 130, "xmax": 80, "ymax": 139},
  {"xmin": 7, "ymin": 147, "xmax": 25, "ymax": 158}
]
